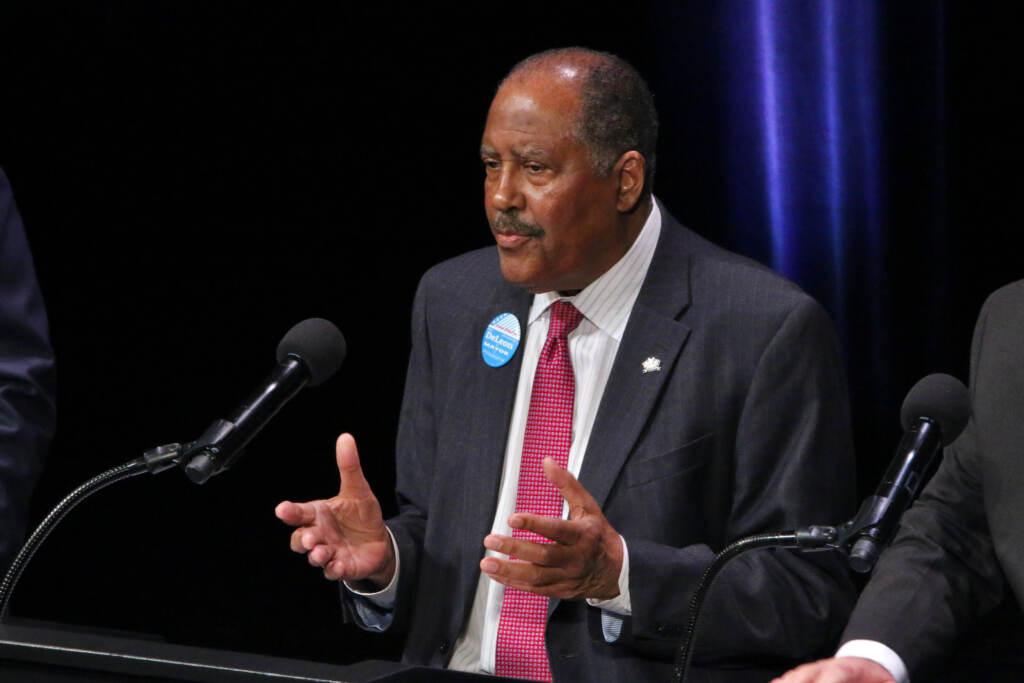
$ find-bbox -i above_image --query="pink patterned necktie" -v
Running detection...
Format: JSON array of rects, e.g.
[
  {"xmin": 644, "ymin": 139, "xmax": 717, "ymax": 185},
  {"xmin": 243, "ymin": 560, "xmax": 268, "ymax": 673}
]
[{"xmin": 495, "ymin": 300, "xmax": 584, "ymax": 681}]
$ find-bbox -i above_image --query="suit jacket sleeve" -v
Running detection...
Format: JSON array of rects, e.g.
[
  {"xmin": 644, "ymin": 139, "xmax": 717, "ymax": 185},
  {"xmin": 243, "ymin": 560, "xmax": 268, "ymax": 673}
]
[
  {"xmin": 840, "ymin": 293, "xmax": 1008, "ymax": 681},
  {"xmin": 620, "ymin": 296, "xmax": 857, "ymax": 665},
  {"xmin": 0, "ymin": 168, "xmax": 56, "ymax": 569}
]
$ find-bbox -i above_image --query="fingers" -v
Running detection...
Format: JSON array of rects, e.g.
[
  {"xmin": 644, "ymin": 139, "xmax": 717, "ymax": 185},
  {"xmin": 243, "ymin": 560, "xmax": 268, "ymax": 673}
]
[
  {"xmin": 288, "ymin": 523, "xmax": 326, "ymax": 555},
  {"xmin": 278, "ymin": 434, "xmax": 388, "ymax": 584},
  {"xmin": 289, "ymin": 528, "xmax": 306, "ymax": 552},
  {"xmin": 308, "ymin": 543, "xmax": 334, "ymax": 566},
  {"xmin": 480, "ymin": 555, "xmax": 564, "ymax": 596},
  {"xmin": 335, "ymin": 433, "xmax": 374, "ymax": 498},
  {"xmin": 323, "ymin": 558, "xmax": 350, "ymax": 582},
  {"xmin": 542, "ymin": 457, "xmax": 599, "ymax": 518},
  {"xmin": 286, "ymin": 521, "xmax": 333, "ymax": 566},
  {"xmin": 484, "ymin": 533, "xmax": 572, "ymax": 566},
  {"xmin": 275, "ymin": 500, "xmax": 317, "ymax": 527},
  {"xmin": 772, "ymin": 661, "xmax": 822, "ymax": 683},
  {"xmin": 308, "ymin": 542, "xmax": 351, "ymax": 583},
  {"xmin": 504, "ymin": 514, "xmax": 581, "ymax": 545},
  {"xmin": 295, "ymin": 534, "xmax": 353, "ymax": 580},
  {"xmin": 772, "ymin": 657, "xmax": 895, "ymax": 683}
]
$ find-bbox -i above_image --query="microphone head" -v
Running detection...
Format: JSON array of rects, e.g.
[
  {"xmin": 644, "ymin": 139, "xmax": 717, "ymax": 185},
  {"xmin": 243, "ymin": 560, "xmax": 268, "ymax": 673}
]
[
  {"xmin": 276, "ymin": 318, "xmax": 347, "ymax": 386},
  {"xmin": 900, "ymin": 373, "xmax": 970, "ymax": 445}
]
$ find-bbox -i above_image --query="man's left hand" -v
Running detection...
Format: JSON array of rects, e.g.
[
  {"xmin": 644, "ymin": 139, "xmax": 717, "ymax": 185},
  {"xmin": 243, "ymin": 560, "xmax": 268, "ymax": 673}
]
[{"xmin": 480, "ymin": 457, "xmax": 623, "ymax": 601}]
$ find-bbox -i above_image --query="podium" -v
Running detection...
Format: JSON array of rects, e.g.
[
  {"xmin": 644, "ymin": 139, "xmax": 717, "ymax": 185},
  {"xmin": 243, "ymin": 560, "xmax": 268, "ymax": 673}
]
[{"xmin": 0, "ymin": 621, "xmax": 510, "ymax": 682}]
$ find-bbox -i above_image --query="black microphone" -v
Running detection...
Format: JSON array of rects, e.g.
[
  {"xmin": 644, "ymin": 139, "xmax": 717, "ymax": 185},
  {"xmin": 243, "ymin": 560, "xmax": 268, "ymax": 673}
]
[
  {"xmin": 182, "ymin": 318, "xmax": 346, "ymax": 484},
  {"xmin": 846, "ymin": 373, "xmax": 970, "ymax": 572}
]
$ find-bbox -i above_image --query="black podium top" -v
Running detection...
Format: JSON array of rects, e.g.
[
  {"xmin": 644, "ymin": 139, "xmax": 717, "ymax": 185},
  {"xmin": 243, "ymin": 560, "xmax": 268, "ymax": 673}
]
[{"xmin": 0, "ymin": 621, "xmax": 507, "ymax": 682}]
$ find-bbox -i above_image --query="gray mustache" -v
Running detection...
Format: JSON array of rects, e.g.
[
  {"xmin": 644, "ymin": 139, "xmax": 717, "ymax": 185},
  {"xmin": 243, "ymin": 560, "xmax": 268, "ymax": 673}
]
[{"xmin": 492, "ymin": 212, "xmax": 544, "ymax": 237}]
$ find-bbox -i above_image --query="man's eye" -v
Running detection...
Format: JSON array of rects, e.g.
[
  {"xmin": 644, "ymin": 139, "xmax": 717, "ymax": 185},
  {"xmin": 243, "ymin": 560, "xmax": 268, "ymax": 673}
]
[
  {"xmin": 482, "ymin": 159, "xmax": 501, "ymax": 170},
  {"xmin": 524, "ymin": 163, "xmax": 545, "ymax": 173}
]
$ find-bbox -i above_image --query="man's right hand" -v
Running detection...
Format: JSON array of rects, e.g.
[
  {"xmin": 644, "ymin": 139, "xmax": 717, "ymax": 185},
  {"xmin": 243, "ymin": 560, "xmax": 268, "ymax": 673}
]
[
  {"xmin": 773, "ymin": 657, "xmax": 896, "ymax": 683},
  {"xmin": 275, "ymin": 433, "xmax": 396, "ymax": 587}
]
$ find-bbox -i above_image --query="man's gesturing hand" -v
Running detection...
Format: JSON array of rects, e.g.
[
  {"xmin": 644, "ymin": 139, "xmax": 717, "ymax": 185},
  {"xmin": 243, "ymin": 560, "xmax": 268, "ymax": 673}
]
[
  {"xmin": 772, "ymin": 657, "xmax": 896, "ymax": 683},
  {"xmin": 480, "ymin": 457, "xmax": 623, "ymax": 601},
  {"xmin": 275, "ymin": 433, "xmax": 396, "ymax": 587}
]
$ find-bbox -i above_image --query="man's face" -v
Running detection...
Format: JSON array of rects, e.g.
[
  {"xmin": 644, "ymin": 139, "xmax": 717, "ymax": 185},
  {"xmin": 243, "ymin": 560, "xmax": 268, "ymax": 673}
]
[{"xmin": 480, "ymin": 71, "xmax": 628, "ymax": 293}]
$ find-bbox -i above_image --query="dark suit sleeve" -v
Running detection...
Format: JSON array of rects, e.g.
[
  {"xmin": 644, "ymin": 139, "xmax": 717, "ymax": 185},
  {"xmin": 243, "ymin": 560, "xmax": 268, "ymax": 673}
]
[
  {"xmin": 0, "ymin": 169, "xmax": 56, "ymax": 570},
  {"xmin": 840, "ymin": 297, "xmax": 1006, "ymax": 681},
  {"xmin": 623, "ymin": 297, "xmax": 857, "ymax": 665}
]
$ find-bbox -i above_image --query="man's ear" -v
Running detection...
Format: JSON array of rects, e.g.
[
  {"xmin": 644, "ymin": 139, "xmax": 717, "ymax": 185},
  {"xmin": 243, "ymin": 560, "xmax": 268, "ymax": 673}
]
[{"xmin": 614, "ymin": 151, "xmax": 645, "ymax": 212}]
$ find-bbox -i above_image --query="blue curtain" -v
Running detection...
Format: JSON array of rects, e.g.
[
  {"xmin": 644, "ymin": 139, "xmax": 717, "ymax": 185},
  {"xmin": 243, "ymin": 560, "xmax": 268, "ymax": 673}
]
[
  {"xmin": 646, "ymin": 0, "xmax": 953, "ymax": 481},
  {"xmin": 719, "ymin": 0, "xmax": 882, "ymax": 348}
]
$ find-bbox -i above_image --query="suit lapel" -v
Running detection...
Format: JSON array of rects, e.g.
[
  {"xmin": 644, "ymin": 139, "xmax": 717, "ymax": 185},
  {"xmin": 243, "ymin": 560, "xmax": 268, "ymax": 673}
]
[
  {"xmin": 459, "ymin": 279, "xmax": 532, "ymax": 567},
  {"xmin": 545, "ymin": 211, "xmax": 694, "ymax": 618},
  {"xmin": 578, "ymin": 211, "xmax": 694, "ymax": 510}
]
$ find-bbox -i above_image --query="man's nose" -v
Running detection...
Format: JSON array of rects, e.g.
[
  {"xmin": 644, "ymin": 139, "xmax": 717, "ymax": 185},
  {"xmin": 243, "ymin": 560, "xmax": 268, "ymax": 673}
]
[{"xmin": 488, "ymin": 165, "xmax": 526, "ymax": 213}]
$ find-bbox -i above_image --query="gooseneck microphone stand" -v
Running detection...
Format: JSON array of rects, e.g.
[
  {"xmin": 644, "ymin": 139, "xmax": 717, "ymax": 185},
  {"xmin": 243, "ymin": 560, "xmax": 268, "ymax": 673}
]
[
  {"xmin": 0, "ymin": 443, "xmax": 185, "ymax": 617},
  {"xmin": 672, "ymin": 372, "xmax": 969, "ymax": 683},
  {"xmin": 669, "ymin": 445, "xmax": 945, "ymax": 683},
  {"xmin": 670, "ymin": 451, "xmax": 947, "ymax": 683},
  {"xmin": 669, "ymin": 526, "xmax": 840, "ymax": 683},
  {"xmin": 1, "ymin": 318, "xmax": 347, "ymax": 620}
]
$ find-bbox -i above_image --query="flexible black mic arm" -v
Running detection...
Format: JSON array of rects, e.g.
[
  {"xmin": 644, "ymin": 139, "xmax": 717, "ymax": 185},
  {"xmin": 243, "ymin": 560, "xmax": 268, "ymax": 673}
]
[
  {"xmin": 670, "ymin": 373, "xmax": 970, "ymax": 683},
  {"xmin": 0, "ymin": 319, "xmax": 345, "ymax": 620},
  {"xmin": 671, "ymin": 527, "xmax": 836, "ymax": 683}
]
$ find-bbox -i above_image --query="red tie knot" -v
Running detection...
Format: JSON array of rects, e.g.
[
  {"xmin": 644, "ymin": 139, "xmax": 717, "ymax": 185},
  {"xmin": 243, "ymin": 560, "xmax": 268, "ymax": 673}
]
[{"xmin": 547, "ymin": 301, "xmax": 584, "ymax": 340}]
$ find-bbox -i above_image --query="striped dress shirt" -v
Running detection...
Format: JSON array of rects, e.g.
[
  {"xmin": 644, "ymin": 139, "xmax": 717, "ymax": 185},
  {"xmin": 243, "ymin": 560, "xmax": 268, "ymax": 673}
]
[{"xmin": 450, "ymin": 199, "xmax": 662, "ymax": 673}]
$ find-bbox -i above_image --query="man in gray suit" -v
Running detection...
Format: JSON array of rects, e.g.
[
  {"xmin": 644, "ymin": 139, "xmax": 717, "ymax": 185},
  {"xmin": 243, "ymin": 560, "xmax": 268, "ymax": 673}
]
[
  {"xmin": 777, "ymin": 279, "xmax": 1024, "ymax": 683},
  {"xmin": 276, "ymin": 48, "xmax": 856, "ymax": 680}
]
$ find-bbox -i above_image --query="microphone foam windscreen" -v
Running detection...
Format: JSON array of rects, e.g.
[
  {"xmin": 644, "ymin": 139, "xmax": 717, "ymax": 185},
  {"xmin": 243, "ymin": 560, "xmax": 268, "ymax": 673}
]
[
  {"xmin": 276, "ymin": 318, "xmax": 347, "ymax": 386},
  {"xmin": 900, "ymin": 373, "xmax": 970, "ymax": 445}
]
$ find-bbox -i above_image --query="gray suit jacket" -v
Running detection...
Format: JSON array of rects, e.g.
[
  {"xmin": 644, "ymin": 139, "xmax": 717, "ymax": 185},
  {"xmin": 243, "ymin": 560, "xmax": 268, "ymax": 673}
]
[
  {"xmin": 842, "ymin": 280, "xmax": 1024, "ymax": 681},
  {"xmin": 346, "ymin": 210, "xmax": 857, "ymax": 681}
]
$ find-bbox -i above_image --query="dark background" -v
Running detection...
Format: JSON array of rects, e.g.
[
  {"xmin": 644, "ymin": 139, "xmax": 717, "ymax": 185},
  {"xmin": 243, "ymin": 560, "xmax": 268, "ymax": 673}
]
[{"xmin": 0, "ymin": 0, "xmax": 1020, "ymax": 667}]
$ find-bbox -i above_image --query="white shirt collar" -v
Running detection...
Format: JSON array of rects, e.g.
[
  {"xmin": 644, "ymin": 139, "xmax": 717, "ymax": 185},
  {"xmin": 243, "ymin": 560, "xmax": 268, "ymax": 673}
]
[{"xmin": 529, "ymin": 198, "xmax": 662, "ymax": 341}]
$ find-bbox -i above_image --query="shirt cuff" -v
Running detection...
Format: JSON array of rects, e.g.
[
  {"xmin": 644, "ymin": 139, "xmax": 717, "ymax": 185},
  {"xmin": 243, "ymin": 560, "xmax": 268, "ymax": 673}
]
[
  {"xmin": 342, "ymin": 526, "xmax": 400, "ymax": 609},
  {"xmin": 586, "ymin": 534, "xmax": 631, "ymax": 615},
  {"xmin": 836, "ymin": 639, "xmax": 909, "ymax": 683}
]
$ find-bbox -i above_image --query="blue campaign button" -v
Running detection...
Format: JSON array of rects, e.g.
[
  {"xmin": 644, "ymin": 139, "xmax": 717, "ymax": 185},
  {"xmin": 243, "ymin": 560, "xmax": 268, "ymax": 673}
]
[{"xmin": 481, "ymin": 313, "xmax": 521, "ymax": 368}]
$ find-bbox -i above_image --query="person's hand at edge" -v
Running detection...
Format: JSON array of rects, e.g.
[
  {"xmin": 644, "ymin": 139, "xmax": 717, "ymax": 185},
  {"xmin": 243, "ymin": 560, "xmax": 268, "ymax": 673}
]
[{"xmin": 773, "ymin": 657, "xmax": 896, "ymax": 683}]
